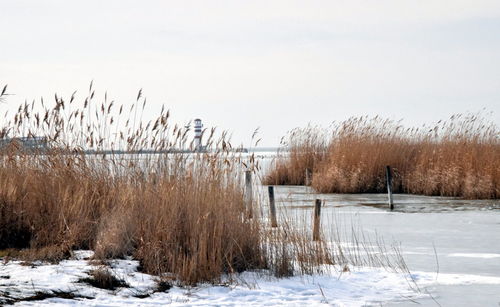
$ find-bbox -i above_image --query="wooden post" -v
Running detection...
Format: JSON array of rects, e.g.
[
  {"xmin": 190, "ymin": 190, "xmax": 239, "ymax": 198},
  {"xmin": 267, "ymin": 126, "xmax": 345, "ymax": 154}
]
[
  {"xmin": 268, "ymin": 186, "xmax": 278, "ymax": 227},
  {"xmin": 386, "ymin": 165, "xmax": 394, "ymax": 210},
  {"xmin": 245, "ymin": 170, "xmax": 253, "ymax": 218},
  {"xmin": 313, "ymin": 199, "xmax": 322, "ymax": 241},
  {"xmin": 305, "ymin": 169, "xmax": 311, "ymax": 186}
]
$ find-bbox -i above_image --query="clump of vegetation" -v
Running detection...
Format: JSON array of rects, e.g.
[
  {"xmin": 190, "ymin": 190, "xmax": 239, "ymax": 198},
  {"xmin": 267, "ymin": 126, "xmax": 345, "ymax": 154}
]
[
  {"xmin": 265, "ymin": 115, "xmax": 499, "ymax": 199},
  {"xmin": 79, "ymin": 267, "xmax": 129, "ymax": 290},
  {"xmin": 155, "ymin": 280, "xmax": 173, "ymax": 292},
  {"xmin": 0, "ymin": 83, "xmax": 270, "ymax": 285},
  {"xmin": 17, "ymin": 245, "xmax": 72, "ymax": 264},
  {"xmin": 404, "ymin": 115, "xmax": 498, "ymax": 198},
  {"xmin": 265, "ymin": 125, "xmax": 328, "ymax": 186},
  {"xmin": 0, "ymin": 290, "xmax": 93, "ymax": 305}
]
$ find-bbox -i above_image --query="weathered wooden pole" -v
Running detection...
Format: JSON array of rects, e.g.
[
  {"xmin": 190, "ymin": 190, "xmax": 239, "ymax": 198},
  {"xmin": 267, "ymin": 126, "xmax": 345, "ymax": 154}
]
[
  {"xmin": 313, "ymin": 199, "xmax": 322, "ymax": 241},
  {"xmin": 305, "ymin": 169, "xmax": 312, "ymax": 186},
  {"xmin": 386, "ymin": 166, "xmax": 394, "ymax": 210},
  {"xmin": 268, "ymin": 186, "xmax": 278, "ymax": 227},
  {"xmin": 245, "ymin": 170, "xmax": 253, "ymax": 218}
]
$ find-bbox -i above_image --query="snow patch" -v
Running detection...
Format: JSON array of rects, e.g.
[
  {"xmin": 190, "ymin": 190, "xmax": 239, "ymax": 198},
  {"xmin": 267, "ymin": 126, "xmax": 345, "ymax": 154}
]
[
  {"xmin": 1, "ymin": 250, "xmax": 497, "ymax": 306},
  {"xmin": 447, "ymin": 253, "xmax": 500, "ymax": 259},
  {"xmin": 413, "ymin": 271, "xmax": 500, "ymax": 286}
]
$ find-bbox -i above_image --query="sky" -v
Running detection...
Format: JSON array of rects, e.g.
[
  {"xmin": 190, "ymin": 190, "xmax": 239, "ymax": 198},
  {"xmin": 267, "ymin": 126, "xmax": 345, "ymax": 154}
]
[{"xmin": 1, "ymin": 0, "xmax": 499, "ymax": 147}]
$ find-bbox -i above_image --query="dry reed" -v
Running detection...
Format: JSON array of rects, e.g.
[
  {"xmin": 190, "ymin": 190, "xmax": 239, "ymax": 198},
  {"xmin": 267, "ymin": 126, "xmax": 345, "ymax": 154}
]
[
  {"xmin": 0, "ymin": 83, "xmax": 269, "ymax": 284},
  {"xmin": 266, "ymin": 115, "xmax": 499, "ymax": 199},
  {"xmin": 265, "ymin": 125, "xmax": 328, "ymax": 185}
]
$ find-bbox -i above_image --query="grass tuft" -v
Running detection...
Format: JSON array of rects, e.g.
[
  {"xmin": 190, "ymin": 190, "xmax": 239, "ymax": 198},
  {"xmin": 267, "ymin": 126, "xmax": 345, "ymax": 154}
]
[
  {"xmin": 79, "ymin": 267, "xmax": 129, "ymax": 290},
  {"xmin": 0, "ymin": 290, "xmax": 93, "ymax": 305}
]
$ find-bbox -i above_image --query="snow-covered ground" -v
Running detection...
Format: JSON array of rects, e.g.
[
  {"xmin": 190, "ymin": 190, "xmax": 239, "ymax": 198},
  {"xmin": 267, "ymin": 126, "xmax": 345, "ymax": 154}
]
[{"xmin": 2, "ymin": 251, "xmax": 500, "ymax": 306}]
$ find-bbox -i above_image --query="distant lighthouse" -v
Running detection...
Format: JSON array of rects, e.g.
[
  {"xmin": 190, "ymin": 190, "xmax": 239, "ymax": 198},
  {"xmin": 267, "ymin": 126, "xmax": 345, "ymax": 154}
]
[{"xmin": 194, "ymin": 118, "xmax": 203, "ymax": 151}]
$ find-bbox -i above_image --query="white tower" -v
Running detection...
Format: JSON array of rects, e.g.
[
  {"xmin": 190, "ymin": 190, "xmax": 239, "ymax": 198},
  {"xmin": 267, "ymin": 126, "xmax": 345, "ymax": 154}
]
[{"xmin": 194, "ymin": 118, "xmax": 203, "ymax": 151}]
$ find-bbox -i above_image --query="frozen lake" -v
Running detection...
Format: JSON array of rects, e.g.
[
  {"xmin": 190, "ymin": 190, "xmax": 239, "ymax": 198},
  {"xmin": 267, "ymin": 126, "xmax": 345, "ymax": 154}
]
[{"xmin": 259, "ymin": 185, "xmax": 500, "ymax": 306}]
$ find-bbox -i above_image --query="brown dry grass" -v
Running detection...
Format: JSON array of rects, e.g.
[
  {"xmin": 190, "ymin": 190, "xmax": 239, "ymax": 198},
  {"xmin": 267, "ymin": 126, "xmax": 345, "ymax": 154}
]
[
  {"xmin": 0, "ymin": 83, "xmax": 270, "ymax": 285},
  {"xmin": 79, "ymin": 267, "xmax": 129, "ymax": 290},
  {"xmin": 264, "ymin": 125, "xmax": 328, "ymax": 185},
  {"xmin": 266, "ymin": 115, "xmax": 499, "ymax": 199}
]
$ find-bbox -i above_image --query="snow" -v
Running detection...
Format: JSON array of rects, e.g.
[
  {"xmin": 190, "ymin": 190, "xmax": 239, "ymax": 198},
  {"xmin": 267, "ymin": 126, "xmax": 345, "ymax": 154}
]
[
  {"xmin": 413, "ymin": 271, "xmax": 500, "ymax": 286},
  {"xmin": 1, "ymin": 251, "xmax": 499, "ymax": 306},
  {"xmin": 447, "ymin": 253, "xmax": 500, "ymax": 259}
]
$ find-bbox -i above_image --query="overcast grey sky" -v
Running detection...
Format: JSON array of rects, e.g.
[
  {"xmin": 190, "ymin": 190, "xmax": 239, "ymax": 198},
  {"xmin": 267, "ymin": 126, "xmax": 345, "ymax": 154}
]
[{"xmin": 1, "ymin": 0, "xmax": 499, "ymax": 146}]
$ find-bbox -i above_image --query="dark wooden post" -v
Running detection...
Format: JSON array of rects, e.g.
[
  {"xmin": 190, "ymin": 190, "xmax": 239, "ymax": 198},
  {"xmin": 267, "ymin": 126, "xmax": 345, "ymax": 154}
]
[
  {"xmin": 245, "ymin": 170, "xmax": 253, "ymax": 218},
  {"xmin": 268, "ymin": 186, "xmax": 278, "ymax": 227},
  {"xmin": 386, "ymin": 166, "xmax": 394, "ymax": 210},
  {"xmin": 305, "ymin": 169, "xmax": 312, "ymax": 186},
  {"xmin": 313, "ymin": 199, "xmax": 322, "ymax": 241}
]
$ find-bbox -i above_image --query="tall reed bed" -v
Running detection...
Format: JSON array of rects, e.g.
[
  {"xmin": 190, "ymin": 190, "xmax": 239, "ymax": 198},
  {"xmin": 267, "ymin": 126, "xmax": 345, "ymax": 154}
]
[
  {"xmin": 0, "ymin": 84, "xmax": 408, "ymax": 285},
  {"xmin": 0, "ymin": 84, "xmax": 269, "ymax": 284},
  {"xmin": 265, "ymin": 115, "xmax": 499, "ymax": 199},
  {"xmin": 265, "ymin": 126, "xmax": 328, "ymax": 185}
]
